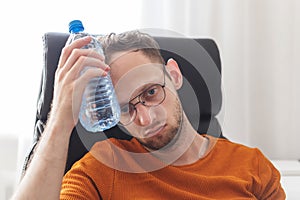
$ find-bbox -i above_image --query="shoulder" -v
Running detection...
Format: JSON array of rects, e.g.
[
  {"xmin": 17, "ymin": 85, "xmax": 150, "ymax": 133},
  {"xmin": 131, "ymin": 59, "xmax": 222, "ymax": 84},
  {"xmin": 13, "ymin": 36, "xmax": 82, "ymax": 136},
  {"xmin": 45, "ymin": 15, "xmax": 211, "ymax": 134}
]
[
  {"xmin": 81, "ymin": 138, "xmax": 146, "ymax": 170},
  {"xmin": 91, "ymin": 137, "xmax": 146, "ymax": 154},
  {"xmin": 204, "ymin": 135, "xmax": 280, "ymax": 179},
  {"xmin": 69, "ymin": 138, "xmax": 138, "ymax": 172},
  {"xmin": 61, "ymin": 140, "xmax": 120, "ymax": 200},
  {"xmin": 204, "ymin": 135, "xmax": 271, "ymax": 170},
  {"xmin": 205, "ymin": 136, "xmax": 286, "ymax": 199},
  {"xmin": 208, "ymin": 135, "xmax": 279, "ymax": 174},
  {"xmin": 208, "ymin": 135, "xmax": 261, "ymax": 157}
]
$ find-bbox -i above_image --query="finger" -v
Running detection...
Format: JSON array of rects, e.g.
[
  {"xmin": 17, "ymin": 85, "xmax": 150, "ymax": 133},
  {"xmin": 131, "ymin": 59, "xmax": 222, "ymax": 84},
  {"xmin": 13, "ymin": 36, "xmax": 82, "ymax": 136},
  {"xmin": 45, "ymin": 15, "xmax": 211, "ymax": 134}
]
[
  {"xmin": 58, "ymin": 48, "xmax": 105, "ymax": 79},
  {"xmin": 76, "ymin": 67, "xmax": 108, "ymax": 88},
  {"xmin": 58, "ymin": 36, "xmax": 92, "ymax": 68},
  {"xmin": 58, "ymin": 36, "xmax": 105, "ymax": 69},
  {"xmin": 65, "ymin": 56, "xmax": 109, "ymax": 82}
]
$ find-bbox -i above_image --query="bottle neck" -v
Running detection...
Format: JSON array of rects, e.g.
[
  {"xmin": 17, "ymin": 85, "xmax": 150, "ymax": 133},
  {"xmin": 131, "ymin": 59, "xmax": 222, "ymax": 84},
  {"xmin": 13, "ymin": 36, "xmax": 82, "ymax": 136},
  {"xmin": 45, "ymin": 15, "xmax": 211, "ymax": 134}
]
[{"xmin": 70, "ymin": 30, "xmax": 84, "ymax": 34}]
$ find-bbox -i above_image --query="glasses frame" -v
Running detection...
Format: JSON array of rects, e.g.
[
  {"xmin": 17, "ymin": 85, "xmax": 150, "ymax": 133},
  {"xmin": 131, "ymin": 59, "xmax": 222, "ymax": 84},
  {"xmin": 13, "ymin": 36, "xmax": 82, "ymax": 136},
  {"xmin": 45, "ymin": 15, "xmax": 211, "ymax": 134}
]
[{"xmin": 119, "ymin": 65, "xmax": 167, "ymax": 126}]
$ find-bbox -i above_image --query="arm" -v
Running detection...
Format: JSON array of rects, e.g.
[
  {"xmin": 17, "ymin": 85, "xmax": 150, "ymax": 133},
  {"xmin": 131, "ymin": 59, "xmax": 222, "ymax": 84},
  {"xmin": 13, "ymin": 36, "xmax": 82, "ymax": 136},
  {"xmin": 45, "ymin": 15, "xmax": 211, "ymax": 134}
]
[
  {"xmin": 11, "ymin": 36, "xmax": 108, "ymax": 200},
  {"xmin": 254, "ymin": 149, "xmax": 286, "ymax": 200}
]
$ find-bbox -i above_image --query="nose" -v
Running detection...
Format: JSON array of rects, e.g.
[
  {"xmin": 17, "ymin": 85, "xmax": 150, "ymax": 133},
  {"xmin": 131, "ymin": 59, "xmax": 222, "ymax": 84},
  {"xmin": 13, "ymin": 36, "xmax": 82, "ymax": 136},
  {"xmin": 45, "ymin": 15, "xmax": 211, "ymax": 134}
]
[{"xmin": 134, "ymin": 103, "xmax": 153, "ymax": 126}]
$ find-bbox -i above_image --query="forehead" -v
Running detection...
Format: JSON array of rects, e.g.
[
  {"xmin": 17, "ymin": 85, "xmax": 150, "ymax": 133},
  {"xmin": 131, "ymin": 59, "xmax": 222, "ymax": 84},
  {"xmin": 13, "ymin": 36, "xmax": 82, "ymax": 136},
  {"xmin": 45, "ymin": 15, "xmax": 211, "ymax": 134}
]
[
  {"xmin": 110, "ymin": 51, "xmax": 162, "ymax": 79},
  {"xmin": 110, "ymin": 51, "xmax": 164, "ymax": 103}
]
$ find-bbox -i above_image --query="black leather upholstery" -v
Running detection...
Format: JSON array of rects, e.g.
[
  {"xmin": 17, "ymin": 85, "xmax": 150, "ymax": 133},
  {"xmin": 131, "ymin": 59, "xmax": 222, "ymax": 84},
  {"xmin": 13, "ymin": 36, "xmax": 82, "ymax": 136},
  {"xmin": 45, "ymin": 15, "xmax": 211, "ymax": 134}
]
[{"xmin": 23, "ymin": 32, "xmax": 224, "ymax": 175}]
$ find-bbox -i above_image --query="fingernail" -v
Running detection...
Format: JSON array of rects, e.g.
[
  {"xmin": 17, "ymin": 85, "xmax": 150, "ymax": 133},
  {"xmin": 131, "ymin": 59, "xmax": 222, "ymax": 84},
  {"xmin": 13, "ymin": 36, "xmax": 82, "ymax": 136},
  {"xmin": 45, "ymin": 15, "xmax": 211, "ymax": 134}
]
[
  {"xmin": 84, "ymin": 36, "xmax": 91, "ymax": 41},
  {"xmin": 105, "ymin": 65, "xmax": 110, "ymax": 71}
]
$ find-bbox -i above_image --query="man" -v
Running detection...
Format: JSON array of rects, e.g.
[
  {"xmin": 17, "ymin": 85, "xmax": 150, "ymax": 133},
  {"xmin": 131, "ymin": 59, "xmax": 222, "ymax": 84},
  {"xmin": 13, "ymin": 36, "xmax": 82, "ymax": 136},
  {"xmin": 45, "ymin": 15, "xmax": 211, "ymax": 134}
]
[{"xmin": 12, "ymin": 30, "xmax": 285, "ymax": 199}]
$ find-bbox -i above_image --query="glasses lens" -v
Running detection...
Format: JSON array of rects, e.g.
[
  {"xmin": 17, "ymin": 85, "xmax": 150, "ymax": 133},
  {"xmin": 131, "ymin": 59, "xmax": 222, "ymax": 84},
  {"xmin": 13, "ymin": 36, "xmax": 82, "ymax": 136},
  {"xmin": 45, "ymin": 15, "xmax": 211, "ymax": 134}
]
[
  {"xmin": 141, "ymin": 84, "xmax": 165, "ymax": 107},
  {"xmin": 119, "ymin": 103, "xmax": 136, "ymax": 126},
  {"xmin": 118, "ymin": 84, "xmax": 165, "ymax": 126}
]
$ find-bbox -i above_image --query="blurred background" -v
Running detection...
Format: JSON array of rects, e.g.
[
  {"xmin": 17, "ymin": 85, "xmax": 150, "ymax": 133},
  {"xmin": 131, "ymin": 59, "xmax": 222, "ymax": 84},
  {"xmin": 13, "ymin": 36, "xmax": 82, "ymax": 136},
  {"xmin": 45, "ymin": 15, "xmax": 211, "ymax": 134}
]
[{"xmin": 0, "ymin": 0, "xmax": 299, "ymax": 199}]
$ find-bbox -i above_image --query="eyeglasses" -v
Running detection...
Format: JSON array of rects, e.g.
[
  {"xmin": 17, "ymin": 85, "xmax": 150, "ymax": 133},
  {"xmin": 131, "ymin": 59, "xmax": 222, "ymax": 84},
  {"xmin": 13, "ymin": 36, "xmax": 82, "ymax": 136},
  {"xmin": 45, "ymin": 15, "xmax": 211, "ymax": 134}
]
[{"xmin": 119, "ymin": 71, "xmax": 166, "ymax": 126}]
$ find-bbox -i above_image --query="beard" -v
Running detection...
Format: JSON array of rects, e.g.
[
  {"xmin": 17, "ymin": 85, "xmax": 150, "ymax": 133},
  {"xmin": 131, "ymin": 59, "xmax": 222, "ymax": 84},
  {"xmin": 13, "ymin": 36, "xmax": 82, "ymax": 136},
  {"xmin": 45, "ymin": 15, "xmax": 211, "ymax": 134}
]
[{"xmin": 137, "ymin": 97, "xmax": 182, "ymax": 151}]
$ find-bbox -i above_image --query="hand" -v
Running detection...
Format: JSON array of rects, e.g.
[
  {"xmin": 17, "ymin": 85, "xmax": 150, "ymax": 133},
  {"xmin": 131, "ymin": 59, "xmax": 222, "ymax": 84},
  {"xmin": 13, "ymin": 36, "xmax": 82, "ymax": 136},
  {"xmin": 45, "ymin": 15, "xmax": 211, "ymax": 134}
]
[{"xmin": 48, "ymin": 36, "xmax": 109, "ymax": 134}]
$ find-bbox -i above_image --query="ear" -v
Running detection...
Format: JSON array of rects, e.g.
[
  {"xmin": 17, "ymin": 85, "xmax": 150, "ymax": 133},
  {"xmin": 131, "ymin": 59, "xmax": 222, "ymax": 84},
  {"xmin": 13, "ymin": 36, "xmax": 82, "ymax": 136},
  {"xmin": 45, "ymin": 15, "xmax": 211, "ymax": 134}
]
[{"xmin": 165, "ymin": 58, "xmax": 183, "ymax": 90}]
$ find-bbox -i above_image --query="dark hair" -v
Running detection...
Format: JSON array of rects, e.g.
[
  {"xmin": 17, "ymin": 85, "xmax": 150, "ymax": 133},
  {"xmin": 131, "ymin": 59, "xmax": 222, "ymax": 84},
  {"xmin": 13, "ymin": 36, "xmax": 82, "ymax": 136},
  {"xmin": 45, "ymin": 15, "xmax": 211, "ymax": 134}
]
[{"xmin": 99, "ymin": 30, "xmax": 165, "ymax": 65}]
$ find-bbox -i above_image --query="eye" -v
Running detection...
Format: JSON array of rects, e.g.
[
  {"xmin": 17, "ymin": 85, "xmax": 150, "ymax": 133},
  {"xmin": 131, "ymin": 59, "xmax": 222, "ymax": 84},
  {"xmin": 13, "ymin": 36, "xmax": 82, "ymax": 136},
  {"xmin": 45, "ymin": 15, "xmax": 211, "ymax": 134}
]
[{"xmin": 146, "ymin": 85, "xmax": 158, "ymax": 97}]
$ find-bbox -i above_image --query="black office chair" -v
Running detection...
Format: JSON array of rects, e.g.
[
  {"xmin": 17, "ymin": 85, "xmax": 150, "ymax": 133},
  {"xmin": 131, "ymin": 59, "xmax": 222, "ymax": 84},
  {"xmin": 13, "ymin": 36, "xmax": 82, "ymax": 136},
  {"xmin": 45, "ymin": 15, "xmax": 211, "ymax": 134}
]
[{"xmin": 22, "ymin": 32, "xmax": 224, "ymax": 176}]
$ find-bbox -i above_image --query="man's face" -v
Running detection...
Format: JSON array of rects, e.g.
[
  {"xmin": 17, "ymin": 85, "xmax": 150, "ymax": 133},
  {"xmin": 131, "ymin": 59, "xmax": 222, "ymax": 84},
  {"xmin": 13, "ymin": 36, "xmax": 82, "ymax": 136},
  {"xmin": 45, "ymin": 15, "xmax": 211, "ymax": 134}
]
[{"xmin": 110, "ymin": 51, "xmax": 183, "ymax": 150}]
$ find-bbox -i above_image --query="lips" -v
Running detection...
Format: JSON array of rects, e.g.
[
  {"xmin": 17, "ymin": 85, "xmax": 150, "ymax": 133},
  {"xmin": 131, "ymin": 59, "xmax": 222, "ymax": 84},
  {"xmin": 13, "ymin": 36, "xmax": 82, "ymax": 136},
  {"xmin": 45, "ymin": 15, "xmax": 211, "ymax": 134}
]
[{"xmin": 144, "ymin": 124, "xmax": 166, "ymax": 138}]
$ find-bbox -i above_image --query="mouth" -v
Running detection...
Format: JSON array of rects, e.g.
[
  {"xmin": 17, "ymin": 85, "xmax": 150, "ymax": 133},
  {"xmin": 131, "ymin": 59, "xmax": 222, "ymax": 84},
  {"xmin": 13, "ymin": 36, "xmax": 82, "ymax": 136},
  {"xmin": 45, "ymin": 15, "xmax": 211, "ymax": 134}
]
[{"xmin": 144, "ymin": 124, "xmax": 166, "ymax": 138}]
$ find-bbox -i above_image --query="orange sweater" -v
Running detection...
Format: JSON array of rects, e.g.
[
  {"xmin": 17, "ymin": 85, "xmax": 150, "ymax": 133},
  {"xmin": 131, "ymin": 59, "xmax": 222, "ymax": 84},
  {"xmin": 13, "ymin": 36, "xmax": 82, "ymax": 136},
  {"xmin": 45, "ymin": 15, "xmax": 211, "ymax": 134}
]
[{"xmin": 60, "ymin": 136, "xmax": 285, "ymax": 200}]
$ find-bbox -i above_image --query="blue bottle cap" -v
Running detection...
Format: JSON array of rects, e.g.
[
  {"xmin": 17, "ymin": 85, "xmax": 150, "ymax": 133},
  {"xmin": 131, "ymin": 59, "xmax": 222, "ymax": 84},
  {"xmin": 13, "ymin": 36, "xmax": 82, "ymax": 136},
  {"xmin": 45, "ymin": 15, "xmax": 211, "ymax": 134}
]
[{"xmin": 69, "ymin": 20, "xmax": 84, "ymax": 33}]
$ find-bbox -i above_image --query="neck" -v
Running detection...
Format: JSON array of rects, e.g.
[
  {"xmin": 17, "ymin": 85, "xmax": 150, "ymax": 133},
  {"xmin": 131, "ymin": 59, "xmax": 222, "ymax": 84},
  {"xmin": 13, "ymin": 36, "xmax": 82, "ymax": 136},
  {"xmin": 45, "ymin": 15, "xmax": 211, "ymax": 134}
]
[
  {"xmin": 172, "ymin": 133, "xmax": 209, "ymax": 166},
  {"xmin": 171, "ymin": 113, "xmax": 209, "ymax": 166}
]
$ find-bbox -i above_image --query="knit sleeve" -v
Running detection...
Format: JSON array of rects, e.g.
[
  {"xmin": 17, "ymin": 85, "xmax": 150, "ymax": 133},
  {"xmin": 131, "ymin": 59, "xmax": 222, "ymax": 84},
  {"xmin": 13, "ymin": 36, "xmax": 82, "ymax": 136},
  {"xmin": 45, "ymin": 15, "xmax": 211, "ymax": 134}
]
[
  {"xmin": 60, "ymin": 163, "xmax": 101, "ymax": 200},
  {"xmin": 254, "ymin": 149, "xmax": 286, "ymax": 200}
]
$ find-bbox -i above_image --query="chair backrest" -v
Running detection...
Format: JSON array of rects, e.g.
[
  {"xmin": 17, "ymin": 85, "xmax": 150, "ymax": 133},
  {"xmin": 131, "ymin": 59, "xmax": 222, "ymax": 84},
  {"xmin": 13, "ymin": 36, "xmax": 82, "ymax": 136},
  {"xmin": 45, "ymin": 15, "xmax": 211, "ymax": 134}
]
[{"xmin": 24, "ymin": 32, "xmax": 224, "ymax": 174}]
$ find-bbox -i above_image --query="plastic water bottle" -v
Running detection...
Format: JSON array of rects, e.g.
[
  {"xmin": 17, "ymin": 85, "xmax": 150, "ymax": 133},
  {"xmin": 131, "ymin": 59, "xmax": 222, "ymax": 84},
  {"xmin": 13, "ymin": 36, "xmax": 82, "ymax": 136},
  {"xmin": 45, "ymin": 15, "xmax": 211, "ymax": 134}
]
[{"xmin": 66, "ymin": 20, "xmax": 120, "ymax": 132}]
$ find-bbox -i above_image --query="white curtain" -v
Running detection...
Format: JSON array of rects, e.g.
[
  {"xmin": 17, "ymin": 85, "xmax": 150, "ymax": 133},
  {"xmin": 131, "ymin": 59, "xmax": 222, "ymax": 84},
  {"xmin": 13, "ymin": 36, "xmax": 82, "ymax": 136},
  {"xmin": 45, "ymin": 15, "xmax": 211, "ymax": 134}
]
[{"xmin": 140, "ymin": 0, "xmax": 300, "ymax": 160}]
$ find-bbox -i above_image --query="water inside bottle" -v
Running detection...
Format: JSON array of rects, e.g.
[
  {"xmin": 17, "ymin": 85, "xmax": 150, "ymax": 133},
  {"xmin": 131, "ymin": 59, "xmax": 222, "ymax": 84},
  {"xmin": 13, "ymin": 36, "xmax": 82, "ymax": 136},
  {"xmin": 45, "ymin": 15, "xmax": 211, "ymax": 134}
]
[{"xmin": 79, "ymin": 74, "xmax": 120, "ymax": 132}]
